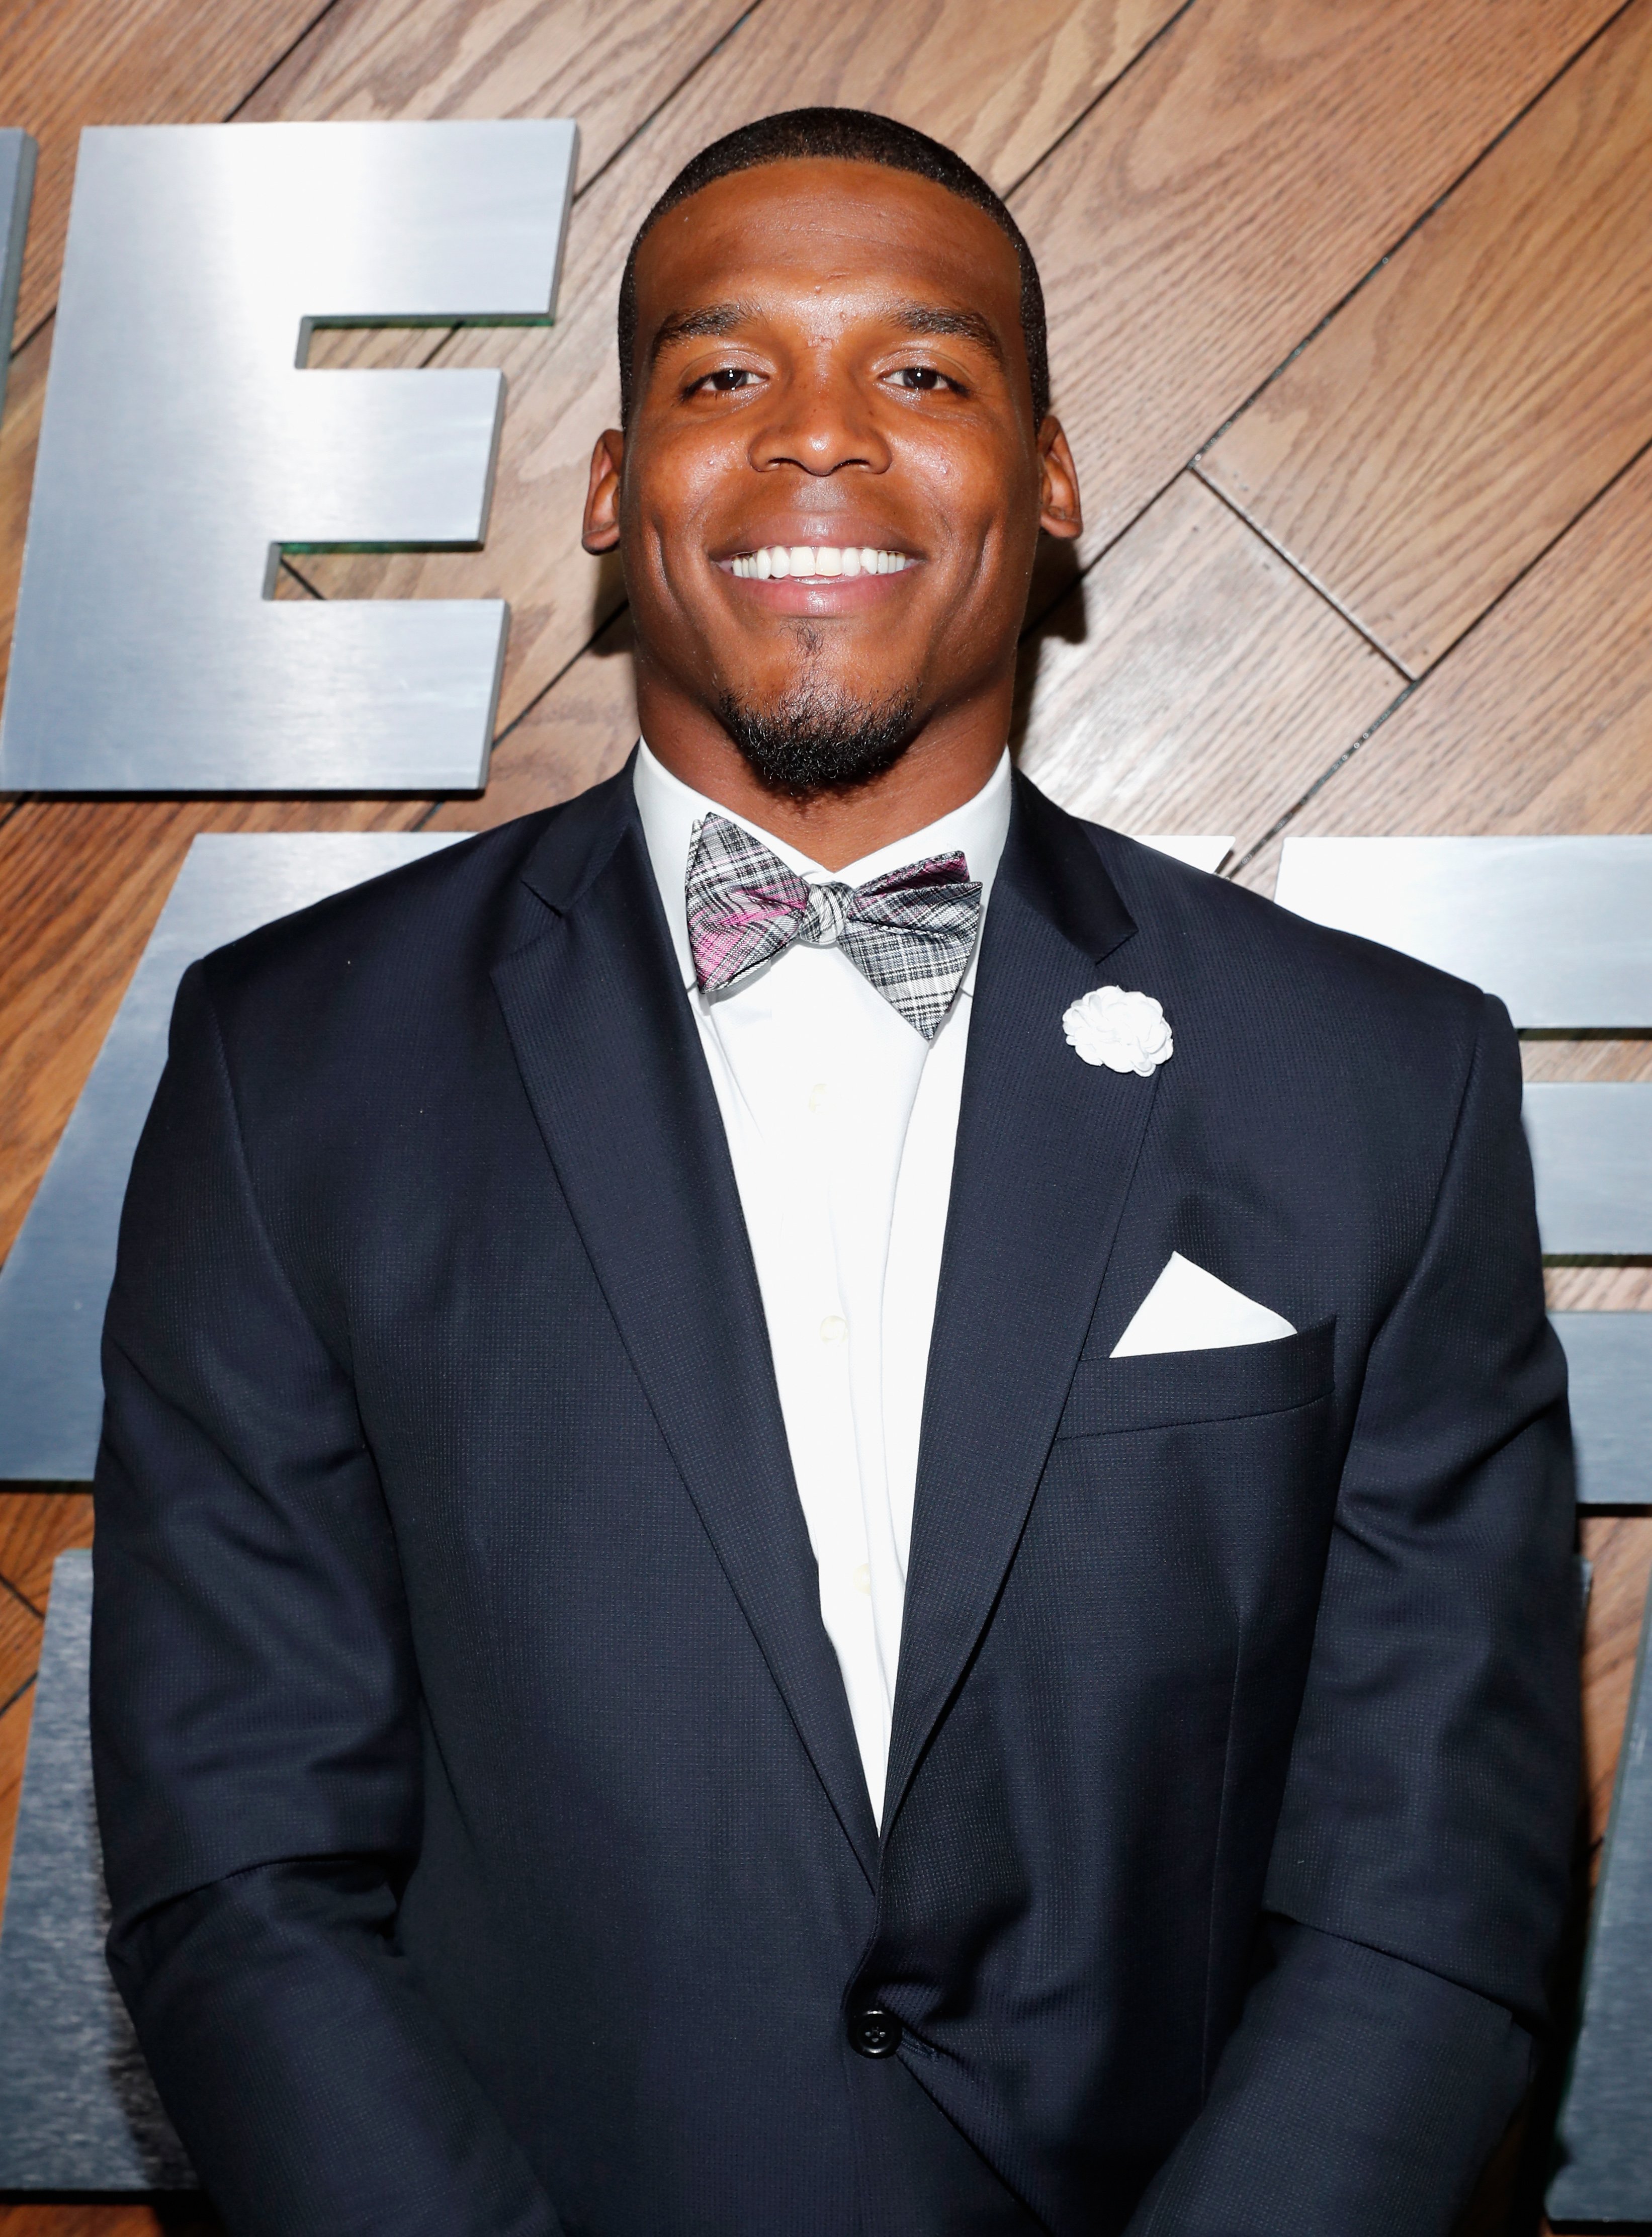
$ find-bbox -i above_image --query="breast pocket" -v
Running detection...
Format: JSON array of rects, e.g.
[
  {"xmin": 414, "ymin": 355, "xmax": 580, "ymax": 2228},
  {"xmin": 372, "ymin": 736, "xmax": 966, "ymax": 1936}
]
[{"xmin": 1054, "ymin": 1317, "xmax": 1337, "ymax": 1440}]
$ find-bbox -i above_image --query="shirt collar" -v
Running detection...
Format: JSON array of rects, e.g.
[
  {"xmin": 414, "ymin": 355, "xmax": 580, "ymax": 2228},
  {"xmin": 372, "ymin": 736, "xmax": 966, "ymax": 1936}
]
[{"xmin": 633, "ymin": 738, "xmax": 1014, "ymax": 992}]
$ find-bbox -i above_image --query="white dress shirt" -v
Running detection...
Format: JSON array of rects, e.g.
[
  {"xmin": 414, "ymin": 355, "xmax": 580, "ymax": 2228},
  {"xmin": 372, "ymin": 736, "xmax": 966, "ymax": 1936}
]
[{"xmin": 633, "ymin": 741, "xmax": 1012, "ymax": 1822}]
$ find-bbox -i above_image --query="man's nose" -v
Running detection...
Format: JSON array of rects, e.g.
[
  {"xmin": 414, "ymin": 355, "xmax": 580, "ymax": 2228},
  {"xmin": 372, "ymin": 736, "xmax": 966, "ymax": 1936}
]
[{"xmin": 749, "ymin": 365, "xmax": 891, "ymax": 477}]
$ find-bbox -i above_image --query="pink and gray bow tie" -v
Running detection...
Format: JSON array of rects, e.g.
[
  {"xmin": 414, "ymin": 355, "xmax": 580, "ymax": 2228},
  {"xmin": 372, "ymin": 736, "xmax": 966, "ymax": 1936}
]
[{"xmin": 685, "ymin": 812, "xmax": 983, "ymax": 1040}]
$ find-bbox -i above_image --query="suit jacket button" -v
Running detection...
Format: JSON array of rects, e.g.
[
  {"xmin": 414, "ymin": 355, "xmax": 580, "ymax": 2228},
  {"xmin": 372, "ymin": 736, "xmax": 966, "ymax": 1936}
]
[{"xmin": 849, "ymin": 2007, "xmax": 902, "ymax": 2058}]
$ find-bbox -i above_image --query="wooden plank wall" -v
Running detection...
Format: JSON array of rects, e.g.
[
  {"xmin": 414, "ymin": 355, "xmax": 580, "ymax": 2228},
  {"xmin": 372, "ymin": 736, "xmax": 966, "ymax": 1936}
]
[{"xmin": 2, "ymin": 3, "xmax": 1648, "ymax": 2229}]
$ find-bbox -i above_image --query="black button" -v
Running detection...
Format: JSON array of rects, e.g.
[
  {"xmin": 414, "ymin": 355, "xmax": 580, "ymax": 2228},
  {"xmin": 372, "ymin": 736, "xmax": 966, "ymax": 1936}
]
[{"xmin": 848, "ymin": 2006, "xmax": 902, "ymax": 2058}]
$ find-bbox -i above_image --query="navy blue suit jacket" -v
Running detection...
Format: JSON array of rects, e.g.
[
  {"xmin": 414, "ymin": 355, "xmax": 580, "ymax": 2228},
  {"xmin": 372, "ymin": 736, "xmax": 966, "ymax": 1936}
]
[{"xmin": 91, "ymin": 766, "xmax": 1579, "ymax": 2235}]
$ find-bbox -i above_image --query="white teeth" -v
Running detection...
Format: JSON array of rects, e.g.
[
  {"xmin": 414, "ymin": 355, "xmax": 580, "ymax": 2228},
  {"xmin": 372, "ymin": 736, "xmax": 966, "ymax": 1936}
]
[{"xmin": 730, "ymin": 545, "xmax": 911, "ymax": 579}]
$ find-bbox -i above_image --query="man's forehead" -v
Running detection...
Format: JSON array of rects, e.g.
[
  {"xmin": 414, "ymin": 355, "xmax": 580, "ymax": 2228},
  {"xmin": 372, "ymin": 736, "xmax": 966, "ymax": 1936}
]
[{"xmin": 636, "ymin": 158, "xmax": 1020, "ymax": 296}]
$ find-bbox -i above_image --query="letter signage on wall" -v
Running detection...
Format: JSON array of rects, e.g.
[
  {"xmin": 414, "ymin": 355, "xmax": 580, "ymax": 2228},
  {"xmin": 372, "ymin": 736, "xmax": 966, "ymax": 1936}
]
[{"xmin": 0, "ymin": 121, "xmax": 576, "ymax": 795}]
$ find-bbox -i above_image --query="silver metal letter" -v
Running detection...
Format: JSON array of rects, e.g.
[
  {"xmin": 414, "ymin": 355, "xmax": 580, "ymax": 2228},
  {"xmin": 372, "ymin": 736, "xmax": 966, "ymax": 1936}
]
[
  {"xmin": 0, "ymin": 121, "xmax": 576, "ymax": 794},
  {"xmin": 0, "ymin": 129, "xmax": 36, "ymax": 425},
  {"xmin": 1275, "ymin": 835, "xmax": 1652, "ymax": 1508},
  {"xmin": 1272, "ymin": 836, "xmax": 1652, "ymax": 1028},
  {"xmin": 0, "ymin": 834, "xmax": 462, "ymax": 1480}
]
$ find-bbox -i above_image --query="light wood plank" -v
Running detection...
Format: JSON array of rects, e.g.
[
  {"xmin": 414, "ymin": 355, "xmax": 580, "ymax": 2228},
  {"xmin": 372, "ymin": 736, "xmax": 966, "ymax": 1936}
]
[
  {"xmin": 427, "ymin": 605, "xmax": 636, "ymax": 832},
  {"xmin": 1199, "ymin": 0, "xmax": 1652, "ymax": 677},
  {"xmin": 241, "ymin": 0, "xmax": 752, "ymax": 186},
  {"xmin": 0, "ymin": 0, "xmax": 325, "ymax": 345},
  {"xmin": 1014, "ymin": 473, "xmax": 1402, "ymax": 847},
  {"xmin": 294, "ymin": 0, "xmax": 1186, "ymax": 727},
  {"xmin": 1016, "ymin": 0, "xmax": 1619, "ymax": 578},
  {"xmin": 1265, "ymin": 440, "xmax": 1652, "ymax": 853}
]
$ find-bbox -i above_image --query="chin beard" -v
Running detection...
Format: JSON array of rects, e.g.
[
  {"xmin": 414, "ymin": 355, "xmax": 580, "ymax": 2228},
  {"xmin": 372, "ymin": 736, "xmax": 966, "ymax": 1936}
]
[{"xmin": 716, "ymin": 675, "xmax": 921, "ymax": 801}]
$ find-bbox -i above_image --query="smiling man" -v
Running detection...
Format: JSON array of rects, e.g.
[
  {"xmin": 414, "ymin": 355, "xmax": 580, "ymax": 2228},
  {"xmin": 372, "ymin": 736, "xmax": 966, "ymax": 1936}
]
[{"xmin": 92, "ymin": 110, "xmax": 1578, "ymax": 2237}]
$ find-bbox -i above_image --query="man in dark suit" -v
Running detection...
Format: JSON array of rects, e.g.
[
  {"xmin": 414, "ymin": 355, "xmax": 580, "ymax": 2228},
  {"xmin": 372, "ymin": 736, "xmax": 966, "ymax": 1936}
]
[{"xmin": 92, "ymin": 108, "xmax": 1578, "ymax": 2236}]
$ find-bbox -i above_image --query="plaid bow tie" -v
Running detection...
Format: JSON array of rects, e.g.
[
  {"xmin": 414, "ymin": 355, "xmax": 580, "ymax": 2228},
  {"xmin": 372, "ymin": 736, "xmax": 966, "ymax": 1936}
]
[{"xmin": 685, "ymin": 812, "xmax": 983, "ymax": 1041}]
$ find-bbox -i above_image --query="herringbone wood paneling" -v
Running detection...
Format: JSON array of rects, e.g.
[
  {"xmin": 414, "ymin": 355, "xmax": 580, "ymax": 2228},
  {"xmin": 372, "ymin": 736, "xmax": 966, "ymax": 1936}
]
[{"xmin": 1200, "ymin": 0, "xmax": 1652, "ymax": 675}]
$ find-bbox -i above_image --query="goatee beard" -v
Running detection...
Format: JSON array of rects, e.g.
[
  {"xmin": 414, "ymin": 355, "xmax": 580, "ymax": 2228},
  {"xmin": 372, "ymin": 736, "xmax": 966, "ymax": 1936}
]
[{"xmin": 716, "ymin": 675, "xmax": 920, "ymax": 802}]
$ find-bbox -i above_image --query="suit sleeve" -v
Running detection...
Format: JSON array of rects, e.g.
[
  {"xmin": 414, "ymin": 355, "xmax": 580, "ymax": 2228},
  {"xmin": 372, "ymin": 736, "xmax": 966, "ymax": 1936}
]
[
  {"xmin": 1128, "ymin": 991, "xmax": 1581, "ymax": 2235},
  {"xmin": 91, "ymin": 962, "xmax": 562, "ymax": 2237}
]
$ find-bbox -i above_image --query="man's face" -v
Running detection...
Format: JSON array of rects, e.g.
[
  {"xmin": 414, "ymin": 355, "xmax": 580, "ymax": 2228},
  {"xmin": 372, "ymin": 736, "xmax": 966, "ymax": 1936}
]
[{"xmin": 585, "ymin": 158, "xmax": 1080, "ymax": 799}]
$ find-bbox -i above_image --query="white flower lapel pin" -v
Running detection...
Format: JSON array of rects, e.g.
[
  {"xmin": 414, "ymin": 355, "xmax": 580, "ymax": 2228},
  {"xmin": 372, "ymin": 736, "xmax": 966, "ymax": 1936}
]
[{"xmin": 1063, "ymin": 985, "xmax": 1173, "ymax": 1076}]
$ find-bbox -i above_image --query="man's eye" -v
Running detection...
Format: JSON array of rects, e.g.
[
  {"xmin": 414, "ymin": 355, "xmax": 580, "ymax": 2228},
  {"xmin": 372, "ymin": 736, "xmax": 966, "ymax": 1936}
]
[
  {"xmin": 892, "ymin": 366, "xmax": 950, "ymax": 392},
  {"xmin": 697, "ymin": 367, "xmax": 757, "ymax": 394}
]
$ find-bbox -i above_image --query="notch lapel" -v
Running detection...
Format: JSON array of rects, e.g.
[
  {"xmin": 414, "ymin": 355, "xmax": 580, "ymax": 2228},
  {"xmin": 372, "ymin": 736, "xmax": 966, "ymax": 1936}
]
[
  {"xmin": 884, "ymin": 776, "xmax": 1153, "ymax": 1832},
  {"xmin": 490, "ymin": 773, "xmax": 880, "ymax": 1881}
]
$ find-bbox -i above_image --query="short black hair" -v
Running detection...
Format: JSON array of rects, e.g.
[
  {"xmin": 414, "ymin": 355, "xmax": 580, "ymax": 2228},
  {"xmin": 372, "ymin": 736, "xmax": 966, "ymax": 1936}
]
[{"xmin": 618, "ymin": 107, "xmax": 1050, "ymax": 429}]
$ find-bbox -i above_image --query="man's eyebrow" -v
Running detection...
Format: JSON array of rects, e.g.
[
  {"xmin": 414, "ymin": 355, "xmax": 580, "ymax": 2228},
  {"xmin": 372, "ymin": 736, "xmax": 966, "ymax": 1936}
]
[
  {"xmin": 649, "ymin": 301, "xmax": 759, "ymax": 363},
  {"xmin": 886, "ymin": 302, "xmax": 1006, "ymax": 364}
]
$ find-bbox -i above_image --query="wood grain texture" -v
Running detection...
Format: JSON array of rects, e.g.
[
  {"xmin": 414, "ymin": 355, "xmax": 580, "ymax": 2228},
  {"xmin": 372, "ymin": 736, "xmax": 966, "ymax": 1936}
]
[
  {"xmin": 0, "ymin": 1496, "xmax": 94, "ymax": 1614},
  {"xmin": 0, "ymin": 1679, "xmax": 34, "ymax": 1913},
  {"xmin": 1014, "ymin": 0, "xmax": 1620, "ymax": 573},
  {"xmin": 0, "ymin": 323, "xmax": 49, "ymax": 709},
  {"xmin": 241, "ymin": 0, "xmax": 751, "ymax": 183},
  {"xmin": 1259, "ymin": 437, "xmax": 1652, "ymax": 860},
  {"xmin": 1013, "ymin": 473, "xmax": 1403, "ymax": 846},
  {"xmin": 1199, "ymin": 0, "xmax": 1652, "ymax": 676},
  {"xmin": 0, "ymin": 1585, "xmax": 41, "ymax": 1714},
  {"xmin": 427, "ymin": 605, "xmax": 637, "ymax": 831},
  {"xmin": 295, "ymin": 0, "xmax": 1186, "ymax": 727},
  {"xmin": 0, "ymin": 0, "xmax": 326, "ymax": 345}
]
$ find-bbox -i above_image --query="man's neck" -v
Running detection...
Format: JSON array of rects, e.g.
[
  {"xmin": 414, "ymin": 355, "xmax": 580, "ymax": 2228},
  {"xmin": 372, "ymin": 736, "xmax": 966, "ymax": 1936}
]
[{"xmin": 637, "ymin": 705, "xmax": 1012, "ymax": 872}]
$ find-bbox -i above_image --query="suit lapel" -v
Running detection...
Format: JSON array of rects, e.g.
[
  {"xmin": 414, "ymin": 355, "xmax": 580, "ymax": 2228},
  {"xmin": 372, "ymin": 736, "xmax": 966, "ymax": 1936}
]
[
  {"xmin": 884, "ymin": 775, "xmax": 1154, "ymax": 1832},
  {"xmin": 490, "ymin": 771, "xmax": 880, "ymax": 1881}
]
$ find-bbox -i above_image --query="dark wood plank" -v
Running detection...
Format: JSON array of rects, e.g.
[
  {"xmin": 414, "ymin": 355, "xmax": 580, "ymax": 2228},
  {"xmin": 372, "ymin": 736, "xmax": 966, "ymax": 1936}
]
[
  {"xmin": 0, "ymin": 0, "xmax": 326, "ymax": 344},
  {"xmin": 0, "ymin": 1585, "xmax": 40, "ymax": 1716},
  {"xmin": 0, "ymin": 1496, "xmax": 94, "ymax": 1615},
  {"xmin": 0, "ymin": 2208, "xmax": 220, "ymax": 2237},
  {"xmin": 294, "ymin": 0, "xmax": 1187, "ymax": 728},
  {"xmin": 0, "ymin": 1678, "xmax": 33, "ymax": 1910},
  {"xmin": 0, "ymin": 320, "xmax": 48, "ymax": 709},
  {"xmin": 1014, "ymin": 0, "xmax": 1620, "ymax": 575},
  {"xmin": 1199, "ymin": 0, "xmax": 1652, "ymax": 677}
]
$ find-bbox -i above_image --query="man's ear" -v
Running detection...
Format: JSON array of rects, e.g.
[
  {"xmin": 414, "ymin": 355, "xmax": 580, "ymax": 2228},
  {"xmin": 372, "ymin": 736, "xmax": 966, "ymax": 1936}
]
[
  {"xmin": 1036, "ymin": 417, "xmax": 1083, "ymax": 542},
  {"xmin": 582, "ymin": 428, "xmax": 625, "ymax": 555}
]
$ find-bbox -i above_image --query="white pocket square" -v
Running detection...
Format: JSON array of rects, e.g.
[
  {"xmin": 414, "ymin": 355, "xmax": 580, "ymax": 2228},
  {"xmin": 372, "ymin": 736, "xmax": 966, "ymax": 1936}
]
[{"xmin": 1110, "ymin": 1252, "xmax": 1295, "ymax": 1359}]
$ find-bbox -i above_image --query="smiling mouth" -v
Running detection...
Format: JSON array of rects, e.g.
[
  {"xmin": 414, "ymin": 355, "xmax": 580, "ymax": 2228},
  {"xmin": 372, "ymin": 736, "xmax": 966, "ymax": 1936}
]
[{"xmin": 722, "ymin": 545, "xmax": 915, "ymax": 582}]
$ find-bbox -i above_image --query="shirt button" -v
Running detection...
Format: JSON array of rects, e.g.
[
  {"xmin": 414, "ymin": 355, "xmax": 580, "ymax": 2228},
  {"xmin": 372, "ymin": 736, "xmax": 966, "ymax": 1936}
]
[
  {"xmin": 848, "ymin": 2007, "xmax": 902, "ymax": 2059},
  {"xmin": 808, "ymin": 1081, "xmax": 828, "ymax": 1113},
  {"xmin": 852, "ymin": 1562, "xmax": 872, "ymax": 1596},
  {"xmin": 819, "ymin": 1315, "xmax": 847, "ymax": 1344}
]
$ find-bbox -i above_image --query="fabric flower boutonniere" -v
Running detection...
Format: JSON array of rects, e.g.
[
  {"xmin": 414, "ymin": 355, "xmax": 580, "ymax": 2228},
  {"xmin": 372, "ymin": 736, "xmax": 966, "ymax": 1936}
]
[{"xmin": 1063, "ymin": 986, "xmax": 1173, "ymax": 1075}]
